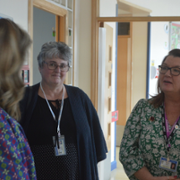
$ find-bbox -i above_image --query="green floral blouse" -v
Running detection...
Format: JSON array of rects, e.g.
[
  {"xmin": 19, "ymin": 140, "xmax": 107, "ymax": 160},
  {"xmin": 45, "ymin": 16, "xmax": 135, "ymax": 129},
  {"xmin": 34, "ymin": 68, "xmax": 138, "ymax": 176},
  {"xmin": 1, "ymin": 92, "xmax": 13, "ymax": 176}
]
[{"xmin": 119, "ymin": 99, "xmax": 180, "ymax": 179}]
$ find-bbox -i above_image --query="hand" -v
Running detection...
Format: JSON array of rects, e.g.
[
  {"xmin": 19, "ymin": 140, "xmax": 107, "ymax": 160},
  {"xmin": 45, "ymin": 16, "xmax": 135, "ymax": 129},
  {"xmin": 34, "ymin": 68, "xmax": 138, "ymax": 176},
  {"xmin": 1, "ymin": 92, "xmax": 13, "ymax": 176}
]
[{"xmin": 153, "ymin": 176, "xmax": 179, "ymax": 180}]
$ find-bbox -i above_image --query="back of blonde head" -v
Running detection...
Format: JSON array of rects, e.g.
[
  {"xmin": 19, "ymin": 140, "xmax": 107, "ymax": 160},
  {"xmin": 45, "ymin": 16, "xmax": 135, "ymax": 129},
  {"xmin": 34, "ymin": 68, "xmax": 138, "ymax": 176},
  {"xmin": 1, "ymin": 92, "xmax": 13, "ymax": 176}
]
[{"xmin": 0, "ymin": 19, "xmax": 31, "ymax": 120}]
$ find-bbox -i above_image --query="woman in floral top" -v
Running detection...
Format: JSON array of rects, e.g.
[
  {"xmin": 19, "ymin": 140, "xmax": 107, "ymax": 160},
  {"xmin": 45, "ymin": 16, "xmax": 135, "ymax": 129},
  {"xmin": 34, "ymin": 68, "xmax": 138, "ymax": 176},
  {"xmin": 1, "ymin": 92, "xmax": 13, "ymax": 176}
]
[
  {"xmin": 0, "ymin": 19, "xmax": 36, "ymax": 179},
  {"xmin": 120, "ymin": 49, "xmax": 180, "ymax": 180}
]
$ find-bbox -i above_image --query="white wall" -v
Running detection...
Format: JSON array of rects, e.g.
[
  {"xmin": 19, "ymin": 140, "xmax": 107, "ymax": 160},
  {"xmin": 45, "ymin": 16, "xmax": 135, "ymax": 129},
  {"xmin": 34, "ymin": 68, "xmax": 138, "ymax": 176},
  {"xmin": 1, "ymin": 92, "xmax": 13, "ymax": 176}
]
[
  {"xmin": 125, "ymin": 0, "xmax": 180, "ymax": 16},
  {"xmin": 0, "ymin": 0, "xmax": 28, "ymax": 31},
  {"xmin": 100, "ymin": 0, "xmax": 117, "ymax": 17}
]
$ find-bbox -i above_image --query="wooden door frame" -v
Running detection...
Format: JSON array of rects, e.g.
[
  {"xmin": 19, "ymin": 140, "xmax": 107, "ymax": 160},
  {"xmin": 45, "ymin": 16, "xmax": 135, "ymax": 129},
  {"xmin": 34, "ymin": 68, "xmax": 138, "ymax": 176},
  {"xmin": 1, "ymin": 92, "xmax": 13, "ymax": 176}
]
[
  {"xmin": 28, "ymin": 0, "xmax": 67, "ymax": 85},
  {"xmin": 91, "ymin": 0, "xmax": 180, "ymax": 110}
]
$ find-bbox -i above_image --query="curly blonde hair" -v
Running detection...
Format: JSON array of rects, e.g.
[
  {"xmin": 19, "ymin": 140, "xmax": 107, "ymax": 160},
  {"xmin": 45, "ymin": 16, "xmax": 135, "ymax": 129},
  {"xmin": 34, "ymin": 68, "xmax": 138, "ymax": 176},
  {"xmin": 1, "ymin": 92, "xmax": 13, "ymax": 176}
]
[{"xmin": 0, "ymin": 19, "xmax": 31, "ymax": 120}]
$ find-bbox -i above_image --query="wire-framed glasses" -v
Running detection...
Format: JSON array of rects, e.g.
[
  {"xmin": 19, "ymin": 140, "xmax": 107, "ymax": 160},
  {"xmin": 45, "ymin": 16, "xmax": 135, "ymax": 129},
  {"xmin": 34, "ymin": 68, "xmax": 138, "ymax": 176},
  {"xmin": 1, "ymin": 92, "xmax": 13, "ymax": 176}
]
[
  {"xmin": 158, "ymin": 65, "xmax": 180, "ymax": 76},
  {"xmin": 43, "ymin": 61, "xmax": 70, "ymax": 72}
]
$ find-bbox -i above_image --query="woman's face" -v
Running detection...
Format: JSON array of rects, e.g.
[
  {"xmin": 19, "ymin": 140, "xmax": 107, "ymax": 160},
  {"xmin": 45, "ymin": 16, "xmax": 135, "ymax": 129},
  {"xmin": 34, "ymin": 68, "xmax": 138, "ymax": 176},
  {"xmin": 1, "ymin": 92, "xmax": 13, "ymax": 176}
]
[
  {"xmin": 159, "ymin": 55, "xmax": 180, "ymax": 96},
  {"xmin": 39, "ymin": 57, "xmax": 68, "ymax": 86}
]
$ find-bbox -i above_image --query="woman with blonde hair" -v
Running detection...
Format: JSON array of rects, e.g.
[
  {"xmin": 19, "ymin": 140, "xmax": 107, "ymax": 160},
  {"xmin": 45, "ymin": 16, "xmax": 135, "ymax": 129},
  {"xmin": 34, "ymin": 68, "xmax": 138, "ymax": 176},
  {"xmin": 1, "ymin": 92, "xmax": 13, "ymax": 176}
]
[{"xmin": 0, "ymin": 18, "xmax": 37, "ymax": 179}]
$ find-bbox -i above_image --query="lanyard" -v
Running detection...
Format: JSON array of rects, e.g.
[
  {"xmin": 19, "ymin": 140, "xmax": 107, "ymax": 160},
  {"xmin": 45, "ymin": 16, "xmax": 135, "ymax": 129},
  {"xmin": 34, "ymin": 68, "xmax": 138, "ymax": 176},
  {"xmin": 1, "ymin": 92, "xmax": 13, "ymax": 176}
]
[
  {"xmin": 162, "ymin": 104, "xmax": 180, "ymax": 153},
  {"xmin": 40, "ymin": 83, "xmax": 64, "ymax": 136},
  {"xmin": 165, "ymin": 113, "xmax": 179, "ymax": 139}
]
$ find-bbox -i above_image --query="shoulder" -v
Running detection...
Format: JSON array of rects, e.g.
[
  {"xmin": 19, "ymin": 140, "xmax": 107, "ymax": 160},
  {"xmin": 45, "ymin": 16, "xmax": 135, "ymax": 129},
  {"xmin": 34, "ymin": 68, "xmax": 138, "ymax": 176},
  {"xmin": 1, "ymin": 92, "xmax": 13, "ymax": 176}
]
[
  {"xmin": 0, "ymin": 108, "xmax": 28, "ymax": 149},
  {"xmin": 0, "ymin": 107, "xmax": 22, "ymax": 134},
  {"xmin": 131, "ymin": 98, "xmax": 155, "ymax": 114},
  {"xmin": 132, "ymin": 98, "xmax": 161, "ymax": 117},
  {"xmin": 0, "ymin": 107, "xmax": 12, "ymax": 121},
  {"xmin": 24, "ymin": 83, "xmax": 39, "ymax": 93},
  {"xmin": 21, "ymin": 83, "xmax": 39, "ymax": 102},
  {"xmin": 134, "ymin": 98, "xmax": 149, "ymax": 108},
  {"xmin": 65, "ymin": 85, "xmax": 94, "ymax": 110},
  {"xmin": 65, "ymin": 84, "xmax": 89, "ymax": 99},
  {"xmin": 0, "ymin": 108, "xmax": 35, "ymax": 179},
  {"xmin": 65, "ymin": 84, "xmax": 85, "ymax": 93}
]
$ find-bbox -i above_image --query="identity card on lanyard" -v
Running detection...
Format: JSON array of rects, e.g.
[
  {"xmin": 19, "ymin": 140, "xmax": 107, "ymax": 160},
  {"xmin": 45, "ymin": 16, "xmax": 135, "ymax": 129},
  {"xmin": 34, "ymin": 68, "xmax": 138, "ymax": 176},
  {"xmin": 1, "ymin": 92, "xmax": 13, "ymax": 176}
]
[
  {"xmin": 40, "ymin": 83, "xmax": 66, "ymax": 156},
  {"xmin": 159, "ymin": 104, "xmax": 179, "ymax": 173}
]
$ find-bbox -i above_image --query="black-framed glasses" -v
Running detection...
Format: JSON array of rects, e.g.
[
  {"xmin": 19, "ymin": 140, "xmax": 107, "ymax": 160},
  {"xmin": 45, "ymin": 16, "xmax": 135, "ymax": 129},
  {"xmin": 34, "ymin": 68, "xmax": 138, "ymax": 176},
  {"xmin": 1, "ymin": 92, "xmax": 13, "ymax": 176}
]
[
  {"xmin": 158, "ymin": 65, "xmax": 180, "ymax": 76},
  {"xmin": 43, "ymin": 61, "xmax": 70, "ymax": 72}
]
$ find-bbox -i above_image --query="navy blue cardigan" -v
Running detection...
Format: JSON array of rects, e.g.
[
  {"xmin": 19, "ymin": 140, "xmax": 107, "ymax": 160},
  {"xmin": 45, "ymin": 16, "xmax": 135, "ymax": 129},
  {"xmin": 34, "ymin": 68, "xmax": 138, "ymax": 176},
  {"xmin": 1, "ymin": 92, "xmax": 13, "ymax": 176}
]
[{"xmin": 20, "ymin": 83, "xmax": 107, "ymax": 180}]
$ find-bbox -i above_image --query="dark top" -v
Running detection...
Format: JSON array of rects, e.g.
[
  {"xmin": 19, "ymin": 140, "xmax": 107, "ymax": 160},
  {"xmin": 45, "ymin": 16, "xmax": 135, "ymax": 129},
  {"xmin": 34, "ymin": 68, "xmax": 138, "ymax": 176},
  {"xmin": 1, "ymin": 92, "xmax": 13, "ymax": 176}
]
[
  {"xmin": 27, "ymin": 96, "xmax": 78, "ymax": 179},
  {"xmin": 20, "ymin": 83, "xmax": 107, "ymax": 180},
  {"xmin": 27, "ymin": 96, "xmax": 77, "ymax": 145}
]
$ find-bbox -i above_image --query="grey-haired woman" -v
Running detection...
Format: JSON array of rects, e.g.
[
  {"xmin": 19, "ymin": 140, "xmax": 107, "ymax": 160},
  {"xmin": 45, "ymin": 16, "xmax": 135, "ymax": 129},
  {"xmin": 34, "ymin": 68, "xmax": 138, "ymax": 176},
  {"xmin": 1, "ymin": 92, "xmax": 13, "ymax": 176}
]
[{"xmin": 20, "ymin": 41, "xmax": 107, "ymax": 180}]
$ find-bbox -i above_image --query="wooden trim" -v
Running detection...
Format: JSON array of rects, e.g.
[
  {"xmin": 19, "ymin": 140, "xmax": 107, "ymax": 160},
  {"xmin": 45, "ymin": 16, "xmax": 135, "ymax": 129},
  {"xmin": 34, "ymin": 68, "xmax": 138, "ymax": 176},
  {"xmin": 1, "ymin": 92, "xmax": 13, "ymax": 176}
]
[
  {"xmin": 59, "ymin": 16, "xmax": 66, "ymax": 42},
  {"xmin": 99, "ymin": 22, "xmax": 104, "ymax": 27},
  {"xmin": 130, "ymin": 22, "xmax": 133, "ymax": 110},
  {"xmin": 28, "ymin": 0, "xmax": 33, "ymax": 85},
  {"xmin": 33, "ymin": 0, "xmax": 67, "ymax": 16},
  {"xmin": 118, "ymin": 35, "xmax": 131, "ymax": 38},
  {"xmin": 108, "ymin": 45, "xmax": 112, "ymax": 62},
  {"xmin": 97, "ymin": 16, "xmax": 180, "ymax": 22},
  {"xmin": 65, "ymin": 14, "xmax": 68, "ymax": 45},
  {"xmin": 126, "ymin": 37, "xmax": 131, "ymax": 120},
  {"xmin": 55, "ymin": 16, "xmax": 59, "ymax": 42},
  {"xmin": 65, "ymin": 14, "xmax": 69, "ymax": 84},
  {"xmin": 55, "ymin": 15, "xmax": 66, "ymax": 42},
  {"xmin": 73, "ymin": 0, "xmax": 75, "ymax": 86},
  {"xmin": 108, "ymin": 71, "xmax": 112, "ymax": 87},
  {"xmin": 91, "ymin": 0, "xmax": 99, "ymax": 109}
]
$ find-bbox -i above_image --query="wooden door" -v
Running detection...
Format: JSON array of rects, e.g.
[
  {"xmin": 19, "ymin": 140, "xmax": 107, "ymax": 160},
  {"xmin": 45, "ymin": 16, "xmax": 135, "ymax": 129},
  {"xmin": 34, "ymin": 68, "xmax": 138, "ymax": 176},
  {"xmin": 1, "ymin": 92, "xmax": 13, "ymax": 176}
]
[
  {"xmin": 55, "ymin": 15, "xmax": 67, "ymax": 43},
  {"xmin": 117, "ymin": 35, "xmax": 132, "ymax": 126}
]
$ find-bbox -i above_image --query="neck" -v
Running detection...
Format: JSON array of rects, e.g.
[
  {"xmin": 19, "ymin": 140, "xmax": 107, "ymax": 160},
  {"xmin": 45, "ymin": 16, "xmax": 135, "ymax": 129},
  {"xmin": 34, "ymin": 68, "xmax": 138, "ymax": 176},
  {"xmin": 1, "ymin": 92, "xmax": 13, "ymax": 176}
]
[
  {"xmin": 164, "ymin": 95, "xmax": 180, "ymax": 106},
  {"xmin": 40, "ymin": 82, "xmax": 64, "ymax": 100},
  {"xmin": 164, "ymin": 96, "xmax": 180, "ymax": 115},
  {"xmin": 164, "ymin": 91, "xmax": 180, "ymax": 101}
]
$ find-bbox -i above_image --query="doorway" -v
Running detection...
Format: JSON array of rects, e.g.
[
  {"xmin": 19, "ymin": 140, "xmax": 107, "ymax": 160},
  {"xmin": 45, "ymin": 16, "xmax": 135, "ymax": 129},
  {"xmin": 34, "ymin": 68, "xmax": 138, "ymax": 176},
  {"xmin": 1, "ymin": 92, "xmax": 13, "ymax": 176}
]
[
  {"xmin": 92, "ymin": 1, "xmax": 180, "ymax": 176},
  {"xmin": 33, "ymin": 7, "xmax": 56, "ymax": 84},
  {"xmin": 28, "ymin": 0, "xmax": 68, "ymax": 85}
]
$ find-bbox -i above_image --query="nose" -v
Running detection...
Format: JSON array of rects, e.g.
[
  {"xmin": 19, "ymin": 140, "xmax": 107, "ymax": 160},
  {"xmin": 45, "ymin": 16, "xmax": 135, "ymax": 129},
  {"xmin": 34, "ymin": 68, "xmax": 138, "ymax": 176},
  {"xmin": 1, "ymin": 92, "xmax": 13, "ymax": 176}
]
[
  {"xmin": 164, "ymin": 68, "xmax": 171, "ymax": 76},
  {"xmin": 54, "ymin": 65, "xmax": 61, "ymax": 72}
]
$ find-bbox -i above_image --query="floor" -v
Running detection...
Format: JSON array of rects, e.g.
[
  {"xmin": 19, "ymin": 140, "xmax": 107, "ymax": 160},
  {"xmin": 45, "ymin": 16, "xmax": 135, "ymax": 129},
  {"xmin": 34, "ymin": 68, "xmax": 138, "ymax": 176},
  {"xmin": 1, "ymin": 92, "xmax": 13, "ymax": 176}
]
[{"xmin": 110, "ymin": 147, "xmax": 129, "ymax": 180}]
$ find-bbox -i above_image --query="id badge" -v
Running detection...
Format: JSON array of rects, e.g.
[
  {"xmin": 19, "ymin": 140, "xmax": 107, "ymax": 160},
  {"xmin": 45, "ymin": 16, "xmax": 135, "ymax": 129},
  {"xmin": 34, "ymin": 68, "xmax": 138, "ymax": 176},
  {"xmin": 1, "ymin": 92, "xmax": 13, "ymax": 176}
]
[
  {"xmin": 159, "ymin": 157, "xmax": 178, "ymax": 172},
  {"xmin": 52, "ymin": 135, "xmax": 66, "ymax": 156}
]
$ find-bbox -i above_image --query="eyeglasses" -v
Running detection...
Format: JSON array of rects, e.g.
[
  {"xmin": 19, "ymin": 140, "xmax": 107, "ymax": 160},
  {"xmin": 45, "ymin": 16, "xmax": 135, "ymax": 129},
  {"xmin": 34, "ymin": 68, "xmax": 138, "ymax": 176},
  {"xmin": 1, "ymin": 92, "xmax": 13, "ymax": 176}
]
[
  {"xmin": 43, "ymin": 61, "xmax": 70, "ymax": 72},
  {"xmin": 158, "ymin": 65, "xmax": 180, "ymax": 76}
]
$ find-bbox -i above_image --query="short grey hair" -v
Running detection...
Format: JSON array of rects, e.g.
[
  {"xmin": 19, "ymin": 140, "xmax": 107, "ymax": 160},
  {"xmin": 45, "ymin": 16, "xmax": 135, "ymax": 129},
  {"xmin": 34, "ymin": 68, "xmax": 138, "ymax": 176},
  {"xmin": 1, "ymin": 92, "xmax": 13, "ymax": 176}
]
[{"xmin": 37, "ymin": 41, "xmax": 71, "ymax": 67}]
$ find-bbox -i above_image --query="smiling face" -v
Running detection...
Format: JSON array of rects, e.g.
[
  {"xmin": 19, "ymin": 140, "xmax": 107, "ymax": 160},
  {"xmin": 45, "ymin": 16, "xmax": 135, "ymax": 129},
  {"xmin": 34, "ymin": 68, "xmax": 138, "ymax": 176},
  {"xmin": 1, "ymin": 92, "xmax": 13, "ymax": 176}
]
[
  {"xmin": 39, "ymin": 57, "xmax": 68, "ymax": 87},
  {"xmin": 159, "ymin": 55, "xmax": 180, "ymax": 96}
]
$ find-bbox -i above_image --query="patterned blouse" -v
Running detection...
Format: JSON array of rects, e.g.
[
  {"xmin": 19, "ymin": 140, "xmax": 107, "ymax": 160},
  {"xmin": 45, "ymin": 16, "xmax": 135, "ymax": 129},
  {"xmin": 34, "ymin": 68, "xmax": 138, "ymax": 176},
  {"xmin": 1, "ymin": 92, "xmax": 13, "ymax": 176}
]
[
  {"xmin": 119, "ymin": 99, "xmax": 180, "ymax": 179},
  {"xmin": 0, "ymin": 107, "xmax": 36, "ymax": 180}
]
